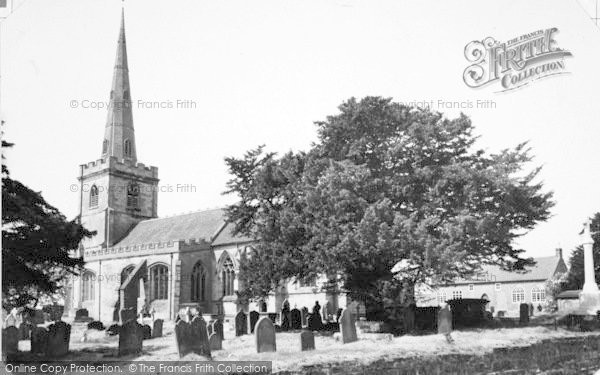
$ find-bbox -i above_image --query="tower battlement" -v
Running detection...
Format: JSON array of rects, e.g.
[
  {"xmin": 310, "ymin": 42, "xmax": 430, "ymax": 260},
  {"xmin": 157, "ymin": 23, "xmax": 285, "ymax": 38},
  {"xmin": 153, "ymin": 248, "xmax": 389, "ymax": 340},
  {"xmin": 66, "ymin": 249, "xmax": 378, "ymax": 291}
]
[{"xmin": 79, "ymin": 156, "xmax": 158, "ymax": 180}]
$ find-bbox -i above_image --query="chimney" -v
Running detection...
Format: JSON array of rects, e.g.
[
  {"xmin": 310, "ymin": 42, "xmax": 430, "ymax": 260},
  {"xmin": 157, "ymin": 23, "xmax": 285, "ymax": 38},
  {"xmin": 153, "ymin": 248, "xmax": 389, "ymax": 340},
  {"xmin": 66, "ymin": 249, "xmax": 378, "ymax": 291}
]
[{"xmin": 555, "ymin": 248, "xmax": 563, "ymax": 258}]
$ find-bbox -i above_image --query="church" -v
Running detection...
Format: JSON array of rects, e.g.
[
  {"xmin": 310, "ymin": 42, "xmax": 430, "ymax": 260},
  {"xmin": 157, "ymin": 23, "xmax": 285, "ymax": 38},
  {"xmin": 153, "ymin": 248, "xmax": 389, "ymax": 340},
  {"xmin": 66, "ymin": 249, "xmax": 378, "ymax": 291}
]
[{"xmin": 67, "ymin": 11, "xmax": 349, "ymax": 326}]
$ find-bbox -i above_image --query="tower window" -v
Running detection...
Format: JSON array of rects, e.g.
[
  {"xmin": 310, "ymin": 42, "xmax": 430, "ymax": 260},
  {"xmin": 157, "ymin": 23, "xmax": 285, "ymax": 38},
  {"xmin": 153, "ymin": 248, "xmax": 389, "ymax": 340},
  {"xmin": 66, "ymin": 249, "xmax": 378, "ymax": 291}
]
[
  {"xmin": 102, "ymin": 140, "xmax": 109, "ymax": 154},
  {"xmin": 127, "ymin": 182, "xmax": 139, "ymax": 209},
  {"xmin": 82, "ymin": 270, "xmax": 95, "ymax": 301},
  {"xmin": 191, "ymin": 261, "xmax": 207, "ymax": 302},
  {"xmin": 124, "ymin": 139, "xmax": 132, "ymax": 157},
  {"xmin": 220, "ymin": 254, "xmax": 235, "ymax": 297},
  {"xmin": 89, "ymin": 185, "xmax": 99, "ymax": 208},
  {"xmin": 148, "ymin": 264, "xmax": 168, "ymax": 301}
]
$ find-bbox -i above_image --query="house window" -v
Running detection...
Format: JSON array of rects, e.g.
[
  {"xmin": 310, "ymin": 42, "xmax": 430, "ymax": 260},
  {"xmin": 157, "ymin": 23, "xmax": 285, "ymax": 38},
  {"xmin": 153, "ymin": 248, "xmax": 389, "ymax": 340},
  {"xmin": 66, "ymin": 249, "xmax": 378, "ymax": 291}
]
[
  {"xmin": 148, "ymin": 264, "xmax": 168, "ymax": 301},
  {"xmin": 124, "ymin": 139, "xmax": 132, "ymax": 158},
  {"xmin": 220, "ymin": 255, "xmax": 235, "ymax": 297},
  {"xmin": 102, "ymin": 140, "xmax": 109, "ymax": 154},
  {"xmin": 191, "ymin": 261, "xmax": 207, "ymax": 302},
  {"xmin": 127, "ymin": 183, "xmax": 139, "ymax": 209},
  {"xmin": 437, "ymin": 291, "xmax": 447, "ymax": 304},
  {"xmin": 452, "ymin": 290, "xmax": 462, "ymax": 299},
  {"xmin": 495, "ymin": 283, "xmax": 501, "ymax": 291},
  {"xmin": 89, "ymin": 185, "xmax": 99, "ymax": 208},
  {"xmin": 531, "ymin": 287, "xmax": 546, "ymax": 303},
  {"xmin": 468, "ymin": 284, "xmax": 474, "ymax": 291},
  {"xmin": 82, "ymin": 270, "xmax": 95, "ymax": 301},
  {"xmin": 512, "ymin": 287, "xmax": 525, "ymax": 303}
]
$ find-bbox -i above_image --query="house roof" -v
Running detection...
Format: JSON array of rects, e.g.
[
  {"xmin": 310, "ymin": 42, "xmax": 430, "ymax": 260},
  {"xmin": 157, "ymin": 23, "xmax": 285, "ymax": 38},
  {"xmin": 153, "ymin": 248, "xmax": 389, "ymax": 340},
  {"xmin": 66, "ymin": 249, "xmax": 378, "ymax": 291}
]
[
  {"xmin": 450, "ymin": 255, "xmax": 567, "ymax": 285},
  {"xmin": 212, "ymin": 221, "xmax": 252, "ymax": 246},
  {"xmin": 114, "ymin": 208, "xmax": 249, "ymax": 247}
]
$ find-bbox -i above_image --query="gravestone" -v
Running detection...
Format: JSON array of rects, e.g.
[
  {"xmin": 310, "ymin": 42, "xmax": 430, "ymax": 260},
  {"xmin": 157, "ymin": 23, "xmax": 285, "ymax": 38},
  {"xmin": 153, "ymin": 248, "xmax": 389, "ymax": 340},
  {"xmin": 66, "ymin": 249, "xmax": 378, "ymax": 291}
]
[
  {"xmin": 118, "ymin": 320, "xmax": 144, "ymax": 356},
  {"xmin": 174, "ymin": 316, "xmax": 211, "ymax": 359},
  {"xmin": 43, "ymin": 305, "xmax": 64, "ymax": 321},
  {"xmin": 339, "ymin": 309, "xmax": 357, "ymax": 344},
  {"xmin": 437, "ymin": 305, "xmax": 452, "ymax": 334},
  {"xmin": 307, "ymin": 314, "xmax": 322, "ymax": 331},
  {"xmin": 281, "ymin": 299, "xmax": 290, "ymax": 331},
  {"xmin": 46, "ymin": 321, "xmax": 71, "ymax": 357},
  {"xmin": 212, "ymin": 320, "xmax": 223, "ymax": 340},
  {"xmin": 142, "ymin": 324, "xmax": 152, "ymax": 340},
  {"xmin": 152, "ymin": 319, "xmax": 163, "ymax": 338},
  {"xmin": 519, "ymin": 303, "xmax": 530, "ymax": 324},
  {"xmin": 235, "ymin": 311, "xmax": 247, "ymax": 336},
  {"xmin": 255, "ymin": 316, "xmax": 276, "ymax": 353},
  {"xmin": 301, "ymin": 307, "xmax": 309, "ymax": 326},
  {"xmin": 207, "ymin": 322, "xmax": 213, "ymax": 336},
  {"xmin": 120, "ymin": 308, "xmax": 136, "ymax": 324},
  {"xmin": 249, "ymin": 311, "xmax": 259, "ymax": 333},
  {"xmin": 19, "ymin": 322, "xmax": 33, "ymax": 340},
  {"xmin": 209, "ymin": 333, "xmax": 222, "ymax": 350},
  {"xmin": 31, "ymin": 326, "xmax": 49, "ymax": 354},
  {"xmin": 290, "ymin": 309, "xmax": 302, "ymax": 330},
  {"xmin": 300, "ymin": 330, "xmax": 315, "ymax": 351},
  {"xmin": 74, "ymin": 308, "xmax": 89, "ymax": 321},
  {"xmin": 2, "ymin": 326, "xmax": 19, "ymax": 356}
]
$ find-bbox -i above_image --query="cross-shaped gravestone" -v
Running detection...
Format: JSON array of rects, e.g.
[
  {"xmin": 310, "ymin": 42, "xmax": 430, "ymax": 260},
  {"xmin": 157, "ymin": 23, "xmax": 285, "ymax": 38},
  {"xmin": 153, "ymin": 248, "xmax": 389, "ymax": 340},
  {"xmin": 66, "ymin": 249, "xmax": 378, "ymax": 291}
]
[
  {"xmin": 339, "ymin": 309, "xmax": 357, "ymax": 343},
  {"xmin": 255, "ymin": 316, "xmax": 276, "ymax": 353}
]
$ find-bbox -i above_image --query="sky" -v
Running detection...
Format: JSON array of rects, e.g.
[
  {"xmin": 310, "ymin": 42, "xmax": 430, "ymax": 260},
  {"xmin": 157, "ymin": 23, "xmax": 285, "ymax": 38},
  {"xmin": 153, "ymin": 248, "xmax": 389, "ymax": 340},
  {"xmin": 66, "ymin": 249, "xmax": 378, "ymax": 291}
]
[{"xmin": 1, "ymin": 0, "xmax": 599, "ymax": 260}]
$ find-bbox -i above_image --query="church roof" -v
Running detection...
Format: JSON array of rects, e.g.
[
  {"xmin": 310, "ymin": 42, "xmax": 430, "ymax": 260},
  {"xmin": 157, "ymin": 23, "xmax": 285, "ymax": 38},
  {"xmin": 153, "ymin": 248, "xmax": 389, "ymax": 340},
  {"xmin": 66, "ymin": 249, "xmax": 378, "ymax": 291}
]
[
  {"xmin": 114, "ymin": 208, "xmax": 249, "ymax": 247},
  {"xmin": 451, "ymin": 255, "xmax": 567, "ymax": 284}
]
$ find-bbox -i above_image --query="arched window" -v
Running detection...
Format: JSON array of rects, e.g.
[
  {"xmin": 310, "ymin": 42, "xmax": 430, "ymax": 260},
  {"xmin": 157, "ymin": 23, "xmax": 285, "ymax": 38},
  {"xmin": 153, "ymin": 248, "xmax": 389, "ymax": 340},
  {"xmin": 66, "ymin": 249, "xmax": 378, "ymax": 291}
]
[
  {"xmin": 127, "ymin": 182, "xmax": 139, "ymax": 209},
  {"xmin": 148, "ymin": 264, "xmax": 168, "ymax": 301},
  {"xmin": 121, "ymin": 265, "xmax": 135, "ymax": 286},
  {"xmin": 220, "ymin": 255, "xmax": 235, "ymax": 297},
  {"xmin": 82, "ymin": 270, "xmax": 95, "ymax": 301},
  {"xmin": 512, "ymin": 287, "xmax": 525, "ymax": 303},
  {"xmin": 531, "ymin": 287, "xmax": 546, "ymax": 302},
  {"xmin": 191, "ymin": 262, "xmax": 207, "ymax": 302},
  {"xmin": 102, "ymin": 140, "xmax": 109, "ymax": 154},
  {"xmin": 437, "ymin": 291, "xmax": 447, "ymax": 304},
  {"xmin": 452, "ymin": 290, "xmax": 462, "ymax": 300},
  {"xmin": 124, "ymin": 139, "xmax": 132, "ymax": 158},
  {"xmin": 89, "ymin": 185, "xmax": 99, "ymax": 208}
]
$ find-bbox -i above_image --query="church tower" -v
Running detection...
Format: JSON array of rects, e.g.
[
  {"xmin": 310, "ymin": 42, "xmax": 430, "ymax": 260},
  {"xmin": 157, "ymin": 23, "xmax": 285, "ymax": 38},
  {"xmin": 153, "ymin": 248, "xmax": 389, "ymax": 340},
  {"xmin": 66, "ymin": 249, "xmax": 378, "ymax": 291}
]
[{"xmin": 78, "ymin": 10, "xmax": 158, "ymax": 250}]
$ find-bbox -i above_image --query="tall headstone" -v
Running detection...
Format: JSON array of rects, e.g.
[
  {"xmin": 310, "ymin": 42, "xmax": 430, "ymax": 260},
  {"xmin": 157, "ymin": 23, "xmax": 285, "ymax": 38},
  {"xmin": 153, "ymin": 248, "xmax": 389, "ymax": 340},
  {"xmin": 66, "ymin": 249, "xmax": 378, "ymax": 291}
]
[
  {"xmin": 2, "ymin": 326, "xmax": 19, "ymax": 356},
  {"xmin": 301, "ymin": 307, "xmax": 309, "ymax": 326},
  {"xmin": 30, "ymin": 326, "xmax": 49, "ymax": 355},
  {"xmin": 118, "ymin": 320, "xmax": 144, "ymax": 356},
  {"xmin": 300, "ymin": 330, "xmax": 315, "ymax": 351},
  {"xmin": 579, "ymin": 220, "xmax": 600, "ymax": 314},
  {"xmin": 249, "ymin": 311, "xmax": 259, "ymax": 334},
  {"xmin": 212, "ymin": 320, "xmax": 223, "ymax": 340},
  {"xmin": 209, "ymin": 333, "xmax": 222, "ymax": 351},
  {"xmin": 281, "ymin": 299, "xmax": 291, "ymax": 331},
  {"xmin": 339, "ymin": 309, "xmax": 357, "ymax": 343},
  {"xmin": 19, "ymin": 322, "xmax": 32, "ymax": 340},
  {"xmin": 519, "ymin": 303, "xmax": 530, "ymax": 324},
  {"xmin": 174, "ymin": 316, "xmax": 211, "ymax": 359},
  {"xmin": 255, "ymin": 317, "xmax": 276, "ymax": 353},
  {"xmin": 152, "ymin": 319, "xmax": 163, "ymax": 338},
  {"xmin": 46, "ymin": 321, "xmax": 71, "ymax": 357},
  {"xmin": 290, "ymin": 309, "xmax": 301, "ymax": 330},
  {"xmin": 437, "ymin": 305, "xmax": 452, "ymax": 334},
  {"xmin": 235, "ymin": 311, "xmax": 248, "ymax": 336}
]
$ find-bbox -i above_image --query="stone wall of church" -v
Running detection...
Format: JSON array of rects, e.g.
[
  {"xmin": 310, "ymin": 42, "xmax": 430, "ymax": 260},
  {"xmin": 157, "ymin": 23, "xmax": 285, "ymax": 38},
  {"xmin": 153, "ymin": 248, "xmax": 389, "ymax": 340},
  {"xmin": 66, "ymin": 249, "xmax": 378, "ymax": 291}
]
[{"xmin": 177, "ymin": 244, "xmax": 217, "ymax": 315}]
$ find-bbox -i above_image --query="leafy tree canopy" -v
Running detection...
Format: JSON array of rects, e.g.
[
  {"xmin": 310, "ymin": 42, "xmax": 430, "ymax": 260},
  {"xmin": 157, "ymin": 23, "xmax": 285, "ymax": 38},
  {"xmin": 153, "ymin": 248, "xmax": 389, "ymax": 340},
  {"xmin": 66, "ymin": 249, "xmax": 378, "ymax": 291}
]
[
  {"xmin": 2, "ymin": 139, "xmax": 93, "ymax": 309},
  {"xmin": 224, "ymin": 97, "xmax": 554, "ymax": 311}
]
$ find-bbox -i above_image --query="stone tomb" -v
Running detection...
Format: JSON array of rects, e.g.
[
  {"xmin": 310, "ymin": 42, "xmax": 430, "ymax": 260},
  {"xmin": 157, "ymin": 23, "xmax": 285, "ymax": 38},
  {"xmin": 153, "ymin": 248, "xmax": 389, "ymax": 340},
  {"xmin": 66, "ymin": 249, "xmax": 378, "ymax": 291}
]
[
  {"xmin": 291, "ymin": 308, "xmax": 302, "ymax": 330},
  {"xmin": 339, "ymin": 309, "xmax": 357, "ymax": 344},
  {"xmin": 46, "ymin": 321, "xmax": 71, "ymax": 357},
  {"xmin": 30, "ymin": 326, "xmax": 48, "ymax": 355},
  {"xmin": 118, "ymin": 320, "xmax": 144, "ymax": 356},
  {"xmin": 174, "ymin": 316, "xmax": 211, "ymax": 359},
  {"xmin": 300, "ymin": 330, "xmax": 315, "ymax": 351},
  {"xmin": 209, "ymin": 333, "xmax": 222, "ymax": 351},
  {"xmin": 235, "ymin": 311, "xmax": 248, "ymax": 336},
  {"xmin": 2, "ymin": 326, "xmax": 19, "ymax": 356},
  {"xmin": 437, "ymin": 305, "xmax": 452, "ymax": 334},
  {"xmin": 255, "ymin": 316, "xmax": 276, "ymax": 353},
  {"xmin": 152, "ymin": 319, "xmax": 163, "ymax": 338}
]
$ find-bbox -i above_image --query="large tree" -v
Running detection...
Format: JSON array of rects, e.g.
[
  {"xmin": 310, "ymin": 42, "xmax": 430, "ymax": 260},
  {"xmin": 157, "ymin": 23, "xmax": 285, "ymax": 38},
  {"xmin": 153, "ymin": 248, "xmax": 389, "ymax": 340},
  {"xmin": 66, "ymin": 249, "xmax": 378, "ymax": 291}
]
[
  {"xmin": 561, "ymin": 212, "xmax": 600, "ymax": 291},
  {"xmin": 224, "ymin": 97, "xmax": 554, "ymax": 320},
  {"xmin": 2, "ymin": 139, "xmax": 93, "ymax": 309}
]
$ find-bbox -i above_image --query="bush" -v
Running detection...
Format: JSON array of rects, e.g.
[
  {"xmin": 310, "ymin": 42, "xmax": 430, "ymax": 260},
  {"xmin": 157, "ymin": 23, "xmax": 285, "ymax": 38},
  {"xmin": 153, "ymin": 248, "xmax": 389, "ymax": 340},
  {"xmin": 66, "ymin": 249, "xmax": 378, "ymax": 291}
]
[{"xmin": 87, "ymin": 321, "xmax": 105, "ymax": 330}]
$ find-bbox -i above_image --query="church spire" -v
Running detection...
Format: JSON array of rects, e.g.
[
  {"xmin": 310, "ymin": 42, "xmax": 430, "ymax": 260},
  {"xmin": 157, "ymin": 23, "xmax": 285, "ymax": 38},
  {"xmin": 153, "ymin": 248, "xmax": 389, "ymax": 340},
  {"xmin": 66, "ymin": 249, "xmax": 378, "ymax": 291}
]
[{"xmin": 102, "ymin": 8, "xmax": 137, "ymax": 162}]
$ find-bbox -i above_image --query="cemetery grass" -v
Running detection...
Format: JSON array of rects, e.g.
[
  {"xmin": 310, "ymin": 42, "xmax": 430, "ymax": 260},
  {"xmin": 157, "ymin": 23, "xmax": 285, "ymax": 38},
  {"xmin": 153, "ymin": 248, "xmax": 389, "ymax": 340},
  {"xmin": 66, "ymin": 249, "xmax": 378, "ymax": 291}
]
[{"xmin": 15, "ymin": 321, "xmax": 600, "ymax": 373}]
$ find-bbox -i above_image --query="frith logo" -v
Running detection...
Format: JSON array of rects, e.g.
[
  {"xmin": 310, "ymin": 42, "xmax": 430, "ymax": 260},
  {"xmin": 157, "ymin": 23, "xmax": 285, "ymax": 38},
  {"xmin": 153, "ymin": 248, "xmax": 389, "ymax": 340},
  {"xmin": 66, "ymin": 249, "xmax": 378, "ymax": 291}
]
[{"xmin": 463, "ymin": 28, "xmax": 572, "ymax": 92}]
